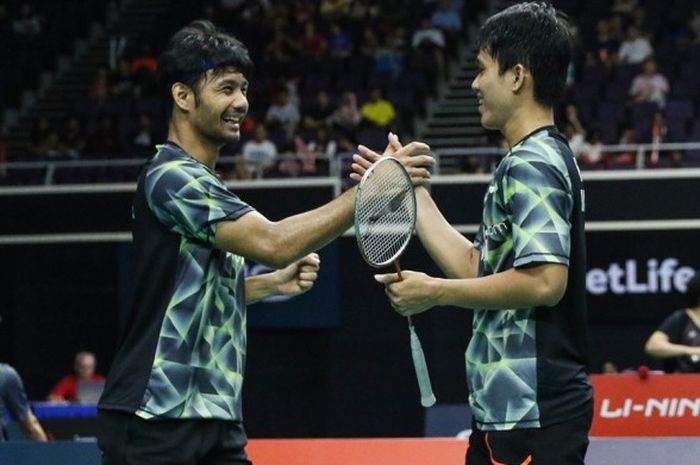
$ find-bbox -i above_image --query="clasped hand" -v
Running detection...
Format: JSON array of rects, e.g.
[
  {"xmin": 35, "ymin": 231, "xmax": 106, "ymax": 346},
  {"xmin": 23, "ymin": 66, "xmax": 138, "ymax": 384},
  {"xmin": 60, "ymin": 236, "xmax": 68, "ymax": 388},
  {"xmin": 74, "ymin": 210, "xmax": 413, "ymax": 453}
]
[
  {"xmin": 374, "ymin": 270, "xmax": 437, "ymax": 317},
  {"xmin": 349, "ymin": 132, "xmax": 434, "ymax": 187}
]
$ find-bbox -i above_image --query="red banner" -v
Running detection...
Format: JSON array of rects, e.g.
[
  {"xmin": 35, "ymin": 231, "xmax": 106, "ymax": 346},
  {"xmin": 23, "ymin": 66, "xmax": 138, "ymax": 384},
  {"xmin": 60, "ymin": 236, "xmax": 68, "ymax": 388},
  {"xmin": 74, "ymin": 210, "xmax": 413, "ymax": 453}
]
[{"xmin": 591, "ymin": 373, "xmax": 700, "ymax": 436}]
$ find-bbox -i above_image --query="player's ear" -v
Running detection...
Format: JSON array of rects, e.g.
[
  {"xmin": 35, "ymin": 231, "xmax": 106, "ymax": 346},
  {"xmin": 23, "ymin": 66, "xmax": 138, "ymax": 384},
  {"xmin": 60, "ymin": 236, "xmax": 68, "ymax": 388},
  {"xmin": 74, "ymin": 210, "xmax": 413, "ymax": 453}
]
[
  {"xmin": 172, "ymin": 82, "xmax": 194, "ymax": 113},
  {"xmin": 511, "ymin": 64, "xmax": 526, "ymax": 93}
]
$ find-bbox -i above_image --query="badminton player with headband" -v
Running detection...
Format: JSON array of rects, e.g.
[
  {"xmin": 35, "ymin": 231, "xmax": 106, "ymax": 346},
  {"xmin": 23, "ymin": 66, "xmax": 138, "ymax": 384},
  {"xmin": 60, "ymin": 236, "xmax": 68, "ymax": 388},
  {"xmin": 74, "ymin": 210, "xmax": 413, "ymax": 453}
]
[
  {"xmin": 352, "ymin": 3, "xmax": 592, "ymax": 464},
  {"xmin": 96, "ymin": 20, "xmax": 434, "ymax": 465},
  {"xmin": 354, "ymin": 155, "xmax": 436, "ymax": 407}
]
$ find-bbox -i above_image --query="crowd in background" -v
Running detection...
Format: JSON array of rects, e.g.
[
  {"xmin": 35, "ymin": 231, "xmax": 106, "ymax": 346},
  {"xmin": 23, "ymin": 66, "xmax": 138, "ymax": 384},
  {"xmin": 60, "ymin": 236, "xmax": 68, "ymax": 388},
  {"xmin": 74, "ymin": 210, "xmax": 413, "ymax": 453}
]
[
  {"xmin": 16, "ymin": 0, "xmax": 469, "ymax": 180},
  {"xmin": 2, "ymin": 0, "xmax": 700, "ymax": 182}
]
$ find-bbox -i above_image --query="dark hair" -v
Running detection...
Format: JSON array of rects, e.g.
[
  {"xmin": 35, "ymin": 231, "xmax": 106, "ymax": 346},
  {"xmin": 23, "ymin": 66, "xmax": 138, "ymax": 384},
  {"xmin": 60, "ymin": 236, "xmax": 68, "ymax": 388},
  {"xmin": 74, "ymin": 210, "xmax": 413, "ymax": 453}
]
[
  {"xmin": 476, "ymin": 1, "xmax": 572, "ymax": 107},
  {"xmin": 685, "ymin": 270, "xmax": 700, "ymax": 308},
  {"xmin": 158, "ymin": 20, "xmax": 253, "ymax": 102}
]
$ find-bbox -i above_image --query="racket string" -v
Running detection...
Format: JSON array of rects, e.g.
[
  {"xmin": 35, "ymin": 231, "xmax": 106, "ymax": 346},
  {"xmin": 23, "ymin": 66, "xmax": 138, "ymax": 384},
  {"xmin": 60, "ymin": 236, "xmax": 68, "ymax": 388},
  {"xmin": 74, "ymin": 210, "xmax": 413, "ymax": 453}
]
[{"xmin": 356, "ymin": 159, "xmax": 415, "ymax": 266}]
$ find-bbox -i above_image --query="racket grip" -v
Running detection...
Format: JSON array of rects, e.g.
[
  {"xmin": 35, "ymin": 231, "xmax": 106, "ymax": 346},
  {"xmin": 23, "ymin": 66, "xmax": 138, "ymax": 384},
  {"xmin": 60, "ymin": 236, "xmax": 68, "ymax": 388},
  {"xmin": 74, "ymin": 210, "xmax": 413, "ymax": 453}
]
[{"xmin": 409, "ymin": 325, "xmax": 436, "ymax": 407}]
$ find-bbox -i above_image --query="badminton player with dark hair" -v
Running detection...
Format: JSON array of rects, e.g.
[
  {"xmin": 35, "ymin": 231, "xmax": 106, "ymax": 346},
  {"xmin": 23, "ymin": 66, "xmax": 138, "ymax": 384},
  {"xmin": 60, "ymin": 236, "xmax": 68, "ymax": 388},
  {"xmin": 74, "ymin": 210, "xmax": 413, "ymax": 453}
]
[
  {"xmin": 96, "ymin": 20, "xmax": 432, "ymax": 465},
  {"xmin": 353, "ymin": 2, "xmax": 592, "ymax": 464},
  {"xmin": 645, "ymin": 269, "xmax": 700, "ymax": 372}
]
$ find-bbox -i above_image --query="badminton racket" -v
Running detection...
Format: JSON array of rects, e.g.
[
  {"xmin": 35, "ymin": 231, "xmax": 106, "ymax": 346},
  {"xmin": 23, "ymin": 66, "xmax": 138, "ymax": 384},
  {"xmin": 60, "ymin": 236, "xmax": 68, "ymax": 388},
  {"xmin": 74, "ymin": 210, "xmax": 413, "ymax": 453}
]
[{"xmin": 354, "ymin": 155, "xmax": 436, "ymax": 407}]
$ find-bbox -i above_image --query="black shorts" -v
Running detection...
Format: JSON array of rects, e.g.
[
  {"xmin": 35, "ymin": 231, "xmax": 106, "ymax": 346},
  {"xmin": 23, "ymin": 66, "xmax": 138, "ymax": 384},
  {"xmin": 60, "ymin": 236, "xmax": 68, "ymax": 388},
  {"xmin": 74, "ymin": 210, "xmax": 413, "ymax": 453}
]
[
  {"xmin": 97, "ymin": 410, "xmax": 251, "ymax": 465},
  {"xmin": 465, "ymin": 410, "xmax": 592, "ymax": 465}
]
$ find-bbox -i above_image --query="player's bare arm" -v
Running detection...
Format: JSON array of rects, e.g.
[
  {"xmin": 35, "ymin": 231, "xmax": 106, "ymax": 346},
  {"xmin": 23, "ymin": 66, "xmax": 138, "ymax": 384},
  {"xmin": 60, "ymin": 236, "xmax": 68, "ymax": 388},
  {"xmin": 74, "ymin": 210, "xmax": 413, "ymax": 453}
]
[
  {"xmin": 214, "ymin": 190, "xmax": 354, "ymax": 269},
  {"xmin": 414, "ymin": 187, "xmax": 480, "ymax": 279},
  {"xmin": 645, "ymin": 331, "xmax": 700, "ymax": 358},
  {"xmin": 377, "ymin": 262, "xmax": 567, "ymax": 317}
]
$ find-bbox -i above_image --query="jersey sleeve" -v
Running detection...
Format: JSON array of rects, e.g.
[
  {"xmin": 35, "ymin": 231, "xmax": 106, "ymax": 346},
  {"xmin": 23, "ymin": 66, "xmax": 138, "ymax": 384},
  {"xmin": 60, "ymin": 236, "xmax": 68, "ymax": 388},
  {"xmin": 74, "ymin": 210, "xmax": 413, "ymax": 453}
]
[
  {"xmin": 502, "ymin": 150, "xmax": 573, "ymax": 268},
  {"xmin": 1, "ymin": 365, "xmax": 31, "ymax": 422},
  {"xmin": 145, "ymin": 159, "xmax": 254, "ymax": 245},
  {"xmin": 657, "ymin": 310, "xmax": 686, "ymax": 342},
  {"xmin": 473, "ymin": 223, "xmax": 484, "ymax": 251}
]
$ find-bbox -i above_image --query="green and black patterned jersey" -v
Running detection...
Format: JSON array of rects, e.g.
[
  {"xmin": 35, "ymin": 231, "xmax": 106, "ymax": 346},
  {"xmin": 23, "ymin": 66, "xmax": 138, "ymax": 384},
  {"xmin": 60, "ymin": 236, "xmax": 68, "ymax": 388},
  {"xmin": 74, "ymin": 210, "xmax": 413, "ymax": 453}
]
[
  {"xmin": 99, "ymin": 142, "xmax": 254, "ymax": 421},
  {"xmin": 469, "ymin": 126, "xmax": 592, "ymax": 431}
]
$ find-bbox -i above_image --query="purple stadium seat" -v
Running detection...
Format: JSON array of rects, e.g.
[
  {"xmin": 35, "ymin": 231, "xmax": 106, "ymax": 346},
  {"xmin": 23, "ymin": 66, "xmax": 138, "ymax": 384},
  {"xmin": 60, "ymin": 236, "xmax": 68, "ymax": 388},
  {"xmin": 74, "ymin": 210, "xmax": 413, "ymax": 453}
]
[
  {"xmin": 666, "ymin": 117, "xmax": 688, "ymax": 142},
  {"xmin": 597, "ymin": 102, "xmax": 626, "ymax": 125},
  {"xmin": 613, "ymin": 64, "xmax": 640, "ymax": 86},
  {"xmin": 631, "ymin": 102, "xmax": 659, "ymax": 142},
  {"xmin": 604, "ymin": 81, "xmax": 629, "ymax": 104},
  {"xmin": 573, "ymin": 83, "xmax": 600, "ymax": 106},
  {"xmin": 670, "ymin": 79, "xmax": 700, "ymax": 100},
  {"xmin": 580, "ymin": 65, "xmax": 607, "ymax": 86},
  {"xmin": 356, "ymin": 127, "xmax": 387, "ymax": 149},
  {"xmin": 665, "ymin": 100, "xmax": 694, "ymax": 123},
  {"xmin": 685, "ymin": 122, "xmax": 700, "ymax": 165}
]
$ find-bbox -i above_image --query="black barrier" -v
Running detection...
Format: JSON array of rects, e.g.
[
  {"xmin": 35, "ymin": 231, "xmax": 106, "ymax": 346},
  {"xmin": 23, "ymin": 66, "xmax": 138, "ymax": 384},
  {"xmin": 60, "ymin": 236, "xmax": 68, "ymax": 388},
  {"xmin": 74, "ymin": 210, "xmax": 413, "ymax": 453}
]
[{"xmin": 1, "ymin": 172, "xmax": 699, "ymax": 437}]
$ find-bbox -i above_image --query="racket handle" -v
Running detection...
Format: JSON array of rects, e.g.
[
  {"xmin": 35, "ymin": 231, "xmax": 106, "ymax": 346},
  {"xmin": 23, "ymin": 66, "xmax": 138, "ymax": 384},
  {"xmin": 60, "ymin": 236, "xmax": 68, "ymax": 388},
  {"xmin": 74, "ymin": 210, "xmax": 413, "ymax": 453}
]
[
  {"xmin": 409, "ymin": 325, "xmax": 436, "ymax": 407},
  {"xmin": 394, "ymin": 259, "xmax": 403, "ymax": 281}
]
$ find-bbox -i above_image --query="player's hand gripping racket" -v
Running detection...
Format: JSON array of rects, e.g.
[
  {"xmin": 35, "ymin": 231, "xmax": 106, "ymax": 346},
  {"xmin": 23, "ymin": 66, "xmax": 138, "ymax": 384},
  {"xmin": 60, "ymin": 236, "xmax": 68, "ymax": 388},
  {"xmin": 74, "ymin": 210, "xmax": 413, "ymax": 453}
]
[{"xmin": 354, "ymin": 156, "xmax": 436, "ymax": 407}]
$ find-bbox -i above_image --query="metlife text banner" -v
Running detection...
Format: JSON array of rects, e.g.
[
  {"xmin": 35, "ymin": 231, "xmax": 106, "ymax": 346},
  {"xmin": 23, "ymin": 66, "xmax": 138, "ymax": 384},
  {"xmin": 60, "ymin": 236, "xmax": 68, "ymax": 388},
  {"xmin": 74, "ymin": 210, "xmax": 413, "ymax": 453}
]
[{"xmin": 586, "ymin": 230, "xmax": 700, "ymax": 325}]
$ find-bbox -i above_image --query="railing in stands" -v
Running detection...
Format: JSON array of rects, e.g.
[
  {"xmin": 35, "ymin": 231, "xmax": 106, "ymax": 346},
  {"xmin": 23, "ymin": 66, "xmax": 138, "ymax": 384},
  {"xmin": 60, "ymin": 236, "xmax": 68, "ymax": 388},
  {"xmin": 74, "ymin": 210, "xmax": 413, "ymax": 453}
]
[{"xmin": 1, "ymin": 142, "xmax": 699, "ymax": 186}]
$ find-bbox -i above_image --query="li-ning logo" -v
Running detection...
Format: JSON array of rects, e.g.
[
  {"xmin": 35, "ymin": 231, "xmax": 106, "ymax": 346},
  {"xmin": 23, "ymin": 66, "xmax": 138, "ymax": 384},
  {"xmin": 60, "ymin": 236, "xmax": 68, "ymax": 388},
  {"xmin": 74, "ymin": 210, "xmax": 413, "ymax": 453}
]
[{"xmin": 600, "ymin": 398, "xmax": 700, "ymax": 418}]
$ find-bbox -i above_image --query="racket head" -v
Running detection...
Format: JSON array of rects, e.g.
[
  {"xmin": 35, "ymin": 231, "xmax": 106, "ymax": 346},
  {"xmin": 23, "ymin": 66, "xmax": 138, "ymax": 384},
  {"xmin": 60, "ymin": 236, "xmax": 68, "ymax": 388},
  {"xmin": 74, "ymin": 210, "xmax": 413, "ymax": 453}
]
[{"xmin": 354, "ymin": 156, "xmax": 416, "ymax": 267}]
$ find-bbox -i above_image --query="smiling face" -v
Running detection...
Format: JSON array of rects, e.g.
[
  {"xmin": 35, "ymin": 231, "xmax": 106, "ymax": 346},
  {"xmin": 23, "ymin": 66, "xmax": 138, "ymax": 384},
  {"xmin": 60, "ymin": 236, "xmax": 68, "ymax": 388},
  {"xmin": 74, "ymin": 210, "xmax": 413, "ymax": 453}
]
[
  {"xmin": 188, "ymin": 67, "xmax": 249, "ymax": 145},
  {"xmin": 471, "ymin": 49, "xmax": 514, "ymax": 131}
]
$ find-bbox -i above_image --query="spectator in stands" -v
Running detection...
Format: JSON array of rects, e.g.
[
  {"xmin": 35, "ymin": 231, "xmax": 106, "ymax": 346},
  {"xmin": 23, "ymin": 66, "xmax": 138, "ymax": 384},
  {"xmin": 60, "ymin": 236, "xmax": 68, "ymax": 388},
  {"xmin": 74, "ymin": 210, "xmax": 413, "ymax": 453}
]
[
  {"xmin": 0, "ymin": 364, "xmax": 48, "ymax": 441},
  {"xmin": 110, "ymin": 58, "xmax": 134, "ymax": 97},
  {"xmin": 131, "ymin": 114, "xmax": 155, "ymax": 157},
  {"xmin": 241, "ymin": 123, "xmax": 278, "ymax": 179},
  {"xmin": 358, "ymin": 25, "xmax": 379, "ymax": 59},
  {"xmin": 601, "ymin": 360, "xmax": 620, "ymax": 374},
  {"xmin": 130, "ymin": 44, "xmax": 158, "ymax": 75},
  {"xmin": 349, "ymin": 0, "xmax": 380, "ymax": 21},
  {"xmin": 294, "ymin": 126, "xmax": 338, "ymax": 176},
  {"xmin": 86, "ymin": 116, "xmax": 122, "ymax": 158},
  {"xmin": 360, "ymin": 87, "xmax": 396, "ymax": 129},
  {"xmin": 373, "ymin": 34, "xmax": 405, "ymax": 80},
  {"xmin": 265, "ymin": 87, "xmax": 301, "ymax": 139},
  {"xmin": 130, "ymin": 44, "xmax": 159, "ymax": 96},
  {"xmin": 411, "ymin": 17, "xmax": 446, "ymax": 78},
  {"xmin": 615, "ymin": 126, "xmax": 638, "ymax": 166},
  {"xmin": 618, "ymin": 25, "xmax": 653, "ymax": 65},
  {"xmin": 320, "ymin": 0, "xmax": 352, "ymax": 20},
  {"xmin": 326, "ymin": 22, "xmax": 353, "ymax": 60},
  {"xmin": 431, "ymin": 0, "xmax": 462, "ymax": 60},
  {"xmin": 327, "ymin": 91, "xmax": 361, "ymax": 138},
  {"xmin": 264, "ymin": 19, "xmax": 296, "ymax": 74},
  {"xmin": 411, "ymin": 18, "xmax": 447, "ymax": 84},
  {"xmin": 563, "ymin": 104, "xmax": 586, "ymax": 159},
  {"xmin": 48, "ymin": 351, "xmax": 105, "ymax": 402},
  {"xmin": 11, "ymin": 2, "xmax": 41, "ymax": 39},
  {"xmin": 690, "ymin": 8, "xmax": 700, "ymax": 43},
  {"xmin": 28, "ymin": 117, "xmax": 62, "ymax": 160},
  {"xmin": 629, "ymin": 57, "xmax": 669, "ymax": 108},
  {"xmin": 431, "ymin": 0, "xmax": 463, "ymax": 34},
  {"xmin": 302, "ymin": 90, "xmax": 333, "ymax": 131},
  {"xmin": 592, "ymin": 18, "xmax": 620, "ymax": 66},
  {"xmin": 645, "ymin": 269, "xmax": 700, "ymax": 373},
  {"xmin": 298, "ymin": 20, "xmax": 327, "ymax": 66},
  {"xmin": 579, "ymin": 128, "xmax": 604, "ymax": 168},
  {"xmin": 59, "ymin": 116, "xmax": 86, "ymax": 159},
  {"xmin": 611, "ymin": 0, "xmax": 639, "ymax": 18},
  {"xmin": 88, "ymin": 66, "xmax": 112, "ymax": 104}
]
